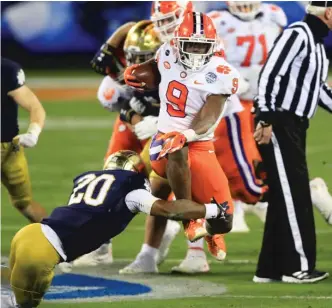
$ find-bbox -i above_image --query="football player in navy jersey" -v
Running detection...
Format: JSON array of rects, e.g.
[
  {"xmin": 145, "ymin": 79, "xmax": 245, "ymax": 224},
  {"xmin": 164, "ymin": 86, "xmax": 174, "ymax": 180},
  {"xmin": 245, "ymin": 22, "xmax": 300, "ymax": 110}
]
[
  {"xmin": 8, "ymin": 150, "xmax": 227, "ymax": 308},
  {"xmin": 1, "ymin": 58, "xmax": 47, "ymax": 223}
]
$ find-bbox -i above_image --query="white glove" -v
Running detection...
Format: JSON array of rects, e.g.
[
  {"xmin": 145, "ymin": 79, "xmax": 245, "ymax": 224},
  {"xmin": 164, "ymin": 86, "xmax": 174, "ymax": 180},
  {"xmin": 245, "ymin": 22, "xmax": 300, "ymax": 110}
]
[
  {"xmin": 97, "ymin": 76, "xmax": 132, "ymax": 112},
  {"xmin": 14, "ymin": 123, "xmax": 41, "ymax": 148},
  {"xmin": 134, "ymin": 116, "xmax": 158, "ymax": 140}
]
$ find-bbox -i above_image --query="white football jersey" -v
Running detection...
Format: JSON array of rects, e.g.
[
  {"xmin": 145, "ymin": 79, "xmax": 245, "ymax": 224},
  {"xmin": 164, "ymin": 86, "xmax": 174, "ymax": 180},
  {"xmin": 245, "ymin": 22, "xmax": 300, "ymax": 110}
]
[
  {"xmin": 209, "ymin": 3, "xmax": 287, "ymax": 100},
  {"xmin": 156, "ymin": 42, "xmax": 240, "ymax": 140}
]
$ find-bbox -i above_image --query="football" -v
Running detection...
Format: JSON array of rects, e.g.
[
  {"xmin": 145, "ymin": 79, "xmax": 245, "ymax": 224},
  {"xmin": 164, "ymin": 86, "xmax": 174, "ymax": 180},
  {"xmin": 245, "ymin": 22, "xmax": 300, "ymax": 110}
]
[{"xmin": 132, "ymin": 60, "xmax": 161, "ymax": 91}]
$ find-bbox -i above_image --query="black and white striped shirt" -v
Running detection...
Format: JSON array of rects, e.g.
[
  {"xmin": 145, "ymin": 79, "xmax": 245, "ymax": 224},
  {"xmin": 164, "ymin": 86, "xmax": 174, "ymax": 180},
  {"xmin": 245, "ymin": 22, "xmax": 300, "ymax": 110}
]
[{"xmin": 256, "ymin": 14, "xmax": 332, "ymax": 120}]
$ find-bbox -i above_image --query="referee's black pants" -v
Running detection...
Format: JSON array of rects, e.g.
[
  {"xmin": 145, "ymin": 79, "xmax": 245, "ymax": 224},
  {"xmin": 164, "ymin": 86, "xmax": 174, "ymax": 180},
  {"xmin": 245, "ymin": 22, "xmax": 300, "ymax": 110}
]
[{"xmin": 256, "ymin": 112, "xmax": 316, "ymax": 278}]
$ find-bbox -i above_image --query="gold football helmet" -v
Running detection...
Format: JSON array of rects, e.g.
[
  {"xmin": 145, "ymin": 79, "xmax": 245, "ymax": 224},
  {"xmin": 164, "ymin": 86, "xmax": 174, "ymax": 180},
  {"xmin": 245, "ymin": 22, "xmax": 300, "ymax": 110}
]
[
  {"xmin": 124, "ymin": 20, "xmax": 161, "ymax": 66},
  {"xmin": 103, "ymin": 150, "xmax": 146, "ymax": 175}
]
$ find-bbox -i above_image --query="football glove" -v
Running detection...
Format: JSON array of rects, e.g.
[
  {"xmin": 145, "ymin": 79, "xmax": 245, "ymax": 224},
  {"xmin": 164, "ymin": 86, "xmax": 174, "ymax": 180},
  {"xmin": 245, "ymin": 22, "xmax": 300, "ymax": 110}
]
[
  {"xmin": 91, "ymin": 43, "xmax": 124, "ymax": 76},
  {"xmin": 212, "ymin": 198, "xmax": 230, "ymax": 221},
  {"xmin": 134, "ymin": 116, "xmax": 158, "ymax": 140},
  {"xmin": 156, "ymin": 131, "xmax": 187, "ymax": 160},
  {"xmin": 124, "ymin": 64, "xmax": 145, "ymax": 91},
  {"xmin": 13, "ymin": 123, "xmax": 41, "ymax": 148}
]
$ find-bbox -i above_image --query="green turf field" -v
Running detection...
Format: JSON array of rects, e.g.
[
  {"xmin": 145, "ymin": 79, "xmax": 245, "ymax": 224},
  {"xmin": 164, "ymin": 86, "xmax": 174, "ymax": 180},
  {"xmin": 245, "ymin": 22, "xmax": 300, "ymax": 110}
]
[{"xmin": 1, "ymin": 95, "xmax": 332, "ymax": 308}]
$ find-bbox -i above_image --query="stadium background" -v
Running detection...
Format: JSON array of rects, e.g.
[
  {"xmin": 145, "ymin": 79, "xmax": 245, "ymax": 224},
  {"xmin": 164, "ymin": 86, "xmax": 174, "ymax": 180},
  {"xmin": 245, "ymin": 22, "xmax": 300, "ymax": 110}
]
[{"xmin": 1, "ymin": 1, "xmax": 332, "ymax": 307}]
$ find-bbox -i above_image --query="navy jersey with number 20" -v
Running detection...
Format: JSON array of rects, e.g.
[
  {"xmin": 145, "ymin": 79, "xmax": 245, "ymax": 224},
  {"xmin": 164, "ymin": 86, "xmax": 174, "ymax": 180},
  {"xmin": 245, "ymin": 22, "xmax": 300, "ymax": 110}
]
[{"xmin": 42, "ymin": 169, "xmax": 150, "ymax": 262}]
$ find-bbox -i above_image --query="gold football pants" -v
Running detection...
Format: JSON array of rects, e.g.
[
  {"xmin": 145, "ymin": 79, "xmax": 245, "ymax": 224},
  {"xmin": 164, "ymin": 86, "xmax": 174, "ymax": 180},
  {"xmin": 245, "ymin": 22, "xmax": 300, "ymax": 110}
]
[
  {"xmin": 9, "ymin": 223, "xmax": 60, "ymax": 307},
  {"xmin": 1, "ymin": 142, "xmax": 32, "ymax": 209}
]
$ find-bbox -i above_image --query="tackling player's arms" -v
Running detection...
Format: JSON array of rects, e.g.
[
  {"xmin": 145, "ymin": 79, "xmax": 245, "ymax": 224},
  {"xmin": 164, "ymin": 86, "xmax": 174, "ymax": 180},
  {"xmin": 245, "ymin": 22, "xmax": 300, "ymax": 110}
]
[{"xmin": 126, "ymin": 188, "xmax": 224, "ymax": 221}]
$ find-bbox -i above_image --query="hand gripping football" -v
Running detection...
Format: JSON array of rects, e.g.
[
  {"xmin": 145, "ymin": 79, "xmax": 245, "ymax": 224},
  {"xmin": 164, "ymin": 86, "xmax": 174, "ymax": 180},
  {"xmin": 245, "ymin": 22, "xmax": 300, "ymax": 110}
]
[{"xmin": 131, "ymin": 60, "xmax": 161, "ymax": 91}]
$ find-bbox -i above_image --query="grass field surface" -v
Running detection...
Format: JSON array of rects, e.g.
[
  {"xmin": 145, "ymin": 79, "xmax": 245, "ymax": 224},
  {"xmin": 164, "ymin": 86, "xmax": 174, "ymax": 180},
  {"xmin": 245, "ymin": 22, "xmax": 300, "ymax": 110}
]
[{"xmin": 1, "ymin": 92, "xmax": 332, "ymax": 307}]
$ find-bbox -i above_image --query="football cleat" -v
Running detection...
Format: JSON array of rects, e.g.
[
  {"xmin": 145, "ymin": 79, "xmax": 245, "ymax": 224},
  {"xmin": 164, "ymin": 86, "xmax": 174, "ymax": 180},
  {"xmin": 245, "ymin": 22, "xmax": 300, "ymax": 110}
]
[
  {"xmin": 184, "ymin": 219, "xmax": 208, "ymax": 242},
  {"xmin": 58, "ymin": 262, "xmax": 73, "ymax": 273},
  {"xmin": 172, "ymin": 252, "xmax": 210, "ymax": 274},
  {"xmin": 119, "ymin": 254, "xmax": 158, "ymax": 275},
  {"xmin": 310, "ymin": 178, "xmax": 332, "ymax": 225},
  {"xmin": 157, "ymin": 220, "xmax": 181, "ymax": 265},
  {"xmin": 72, "ymin": 242, "xmax": 113, "ymax": 267},
  {"xmin": 204, "ymin": 234, "xmax": 227, "ymax": 261}
]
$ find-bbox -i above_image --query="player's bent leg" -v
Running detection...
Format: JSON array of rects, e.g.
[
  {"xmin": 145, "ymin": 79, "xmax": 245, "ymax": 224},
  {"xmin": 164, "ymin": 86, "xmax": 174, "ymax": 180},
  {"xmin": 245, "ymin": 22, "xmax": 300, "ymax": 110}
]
[
  {"xmin": 9, "ymin": 223, "xmax": 60, "ymax": 307},
  {"xmin": 1, "ymin": 143, "xmax": 47, "ymax": 223},
  {"xmin": 189, "ymin": 141, "xmax": 233, "ymax": 260}
]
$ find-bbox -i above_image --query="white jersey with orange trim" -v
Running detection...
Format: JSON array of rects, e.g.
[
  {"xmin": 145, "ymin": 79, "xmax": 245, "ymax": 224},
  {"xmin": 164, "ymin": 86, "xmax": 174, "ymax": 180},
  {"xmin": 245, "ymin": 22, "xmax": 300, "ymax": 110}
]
[
  {"xmin": 208, "ymin": 3, "xmax": 287, "ymax": 100},
  {"xmin": 156, "ymin": 42, "xmax": 241, "ymax": 139}
]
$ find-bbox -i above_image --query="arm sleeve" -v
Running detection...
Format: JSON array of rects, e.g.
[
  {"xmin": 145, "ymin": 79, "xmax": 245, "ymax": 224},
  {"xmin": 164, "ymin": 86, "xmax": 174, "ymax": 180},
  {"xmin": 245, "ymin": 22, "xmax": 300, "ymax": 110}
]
[
  {"xmin": 125, "ymin": 189, "xmax": 160, "ymax": 214},
  {"xmin": 318, "ymin": 82, "xmax": 332, "ymax": 113}
]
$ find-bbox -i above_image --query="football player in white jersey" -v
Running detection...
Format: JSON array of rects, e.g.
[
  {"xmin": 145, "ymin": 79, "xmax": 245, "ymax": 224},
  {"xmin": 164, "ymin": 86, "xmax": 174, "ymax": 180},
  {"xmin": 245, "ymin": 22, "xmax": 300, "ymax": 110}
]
[
  {"xmin": 125, "ymin": 10, "xmax": 241, "ymax": 266},
  {"xmin": 119, "ymin": 1, "xmax": 197, "ymax": 275}
]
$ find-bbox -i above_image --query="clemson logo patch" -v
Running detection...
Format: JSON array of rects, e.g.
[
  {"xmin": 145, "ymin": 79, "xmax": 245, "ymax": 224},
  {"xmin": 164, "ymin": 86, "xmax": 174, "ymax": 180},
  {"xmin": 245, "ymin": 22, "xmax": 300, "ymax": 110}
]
[{"xmin": 216, "ymin": 65, "xmax": 231, "ymax": 74}]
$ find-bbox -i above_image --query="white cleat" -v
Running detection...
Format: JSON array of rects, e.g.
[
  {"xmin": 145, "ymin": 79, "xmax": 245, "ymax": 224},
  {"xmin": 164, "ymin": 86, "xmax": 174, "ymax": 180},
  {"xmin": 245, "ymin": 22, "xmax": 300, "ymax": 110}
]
[
  {"xmin": 157, "ymin": 220, "xmax": 181, "ymax": 265},
  {"xmin": 172, "ymin": 254, "xmax": 210, "ymax": 274},
  {"xmin": 119, "ymin": 254, "xmax": 158, "ymax": 275},
  {"xmin": 310, "ymin": 178, "xmax": 332, "ymax": 225},
  {"xmin": 72, "ymin": 242, "xmax": 113, "ymax": 267},
  {"xmin": 58, "ymin": 262, "xmax": 73, "ymax": 273},
  {"xmin": 231, "ymin": 209, "xmax": 250, "ymax": 233}
]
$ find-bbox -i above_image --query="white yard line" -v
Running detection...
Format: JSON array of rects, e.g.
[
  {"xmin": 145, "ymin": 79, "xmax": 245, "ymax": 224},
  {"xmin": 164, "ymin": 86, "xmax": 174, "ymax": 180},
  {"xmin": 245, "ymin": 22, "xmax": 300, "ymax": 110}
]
[
  {"xmin": 27, "ymin": 77, "xmax": 102, "ymax": 88},
  {"xmin": 221, "ymin": 295, "xmax": 332, "ymax": 300},
  {"xmin": 19, "ymin": 118, "xmax": 114, "ymax": 130}
]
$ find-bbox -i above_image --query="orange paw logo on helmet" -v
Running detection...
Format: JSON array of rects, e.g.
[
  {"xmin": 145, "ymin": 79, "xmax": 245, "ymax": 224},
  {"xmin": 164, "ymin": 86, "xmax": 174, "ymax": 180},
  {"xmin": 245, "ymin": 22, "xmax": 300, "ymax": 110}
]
[
  {"xmin": 216, "ymin": 65, "xmax": 231, "ymax": 74},
  {"xmin": 164, "ymin": 61, "xmax": 171, "ymax": 69}
]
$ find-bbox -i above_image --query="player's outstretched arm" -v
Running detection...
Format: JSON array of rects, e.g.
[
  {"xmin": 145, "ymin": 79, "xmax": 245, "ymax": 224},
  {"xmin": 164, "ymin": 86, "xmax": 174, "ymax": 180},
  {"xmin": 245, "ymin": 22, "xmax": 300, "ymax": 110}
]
[
  {"xmin": 9, "ymin": 85, "xmax": 46, "ymax": 148},
  {"xmin": 125, "ymin": 189, "xmax": 224, "ymax": 221},
  {"xmin": 150, "ymin": 199, "xmax": 221, "ymax": 221}
]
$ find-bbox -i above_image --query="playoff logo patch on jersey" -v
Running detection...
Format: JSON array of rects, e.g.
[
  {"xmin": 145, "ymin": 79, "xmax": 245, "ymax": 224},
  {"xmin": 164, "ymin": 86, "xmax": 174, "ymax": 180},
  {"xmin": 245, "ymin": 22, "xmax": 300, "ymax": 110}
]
[{"xmin": 205, "ymin": 72, "xmax": 217, "ymax": 84}]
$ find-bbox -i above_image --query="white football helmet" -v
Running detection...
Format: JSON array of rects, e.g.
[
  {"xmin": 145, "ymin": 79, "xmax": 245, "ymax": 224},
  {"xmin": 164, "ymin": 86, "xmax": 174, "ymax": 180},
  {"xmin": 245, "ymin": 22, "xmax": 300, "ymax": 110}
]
[{"xmin": 227, "ymin": 1, "xmax": 262, "ymax": 21}]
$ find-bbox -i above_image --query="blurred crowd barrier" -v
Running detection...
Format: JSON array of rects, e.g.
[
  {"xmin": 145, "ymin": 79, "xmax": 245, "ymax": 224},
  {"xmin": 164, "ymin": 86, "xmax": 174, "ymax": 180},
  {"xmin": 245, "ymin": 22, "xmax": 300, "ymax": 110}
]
[{"xmin": 1, "ymin": 1, "xmax": 331, "ymax": 68}]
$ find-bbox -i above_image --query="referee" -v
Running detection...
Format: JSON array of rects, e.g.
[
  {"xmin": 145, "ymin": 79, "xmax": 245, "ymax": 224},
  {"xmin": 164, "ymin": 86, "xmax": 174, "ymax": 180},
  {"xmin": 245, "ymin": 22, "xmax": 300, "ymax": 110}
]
[{"xmin": 253, "ymin": 1, "xmax": 332, "ymax": 283}]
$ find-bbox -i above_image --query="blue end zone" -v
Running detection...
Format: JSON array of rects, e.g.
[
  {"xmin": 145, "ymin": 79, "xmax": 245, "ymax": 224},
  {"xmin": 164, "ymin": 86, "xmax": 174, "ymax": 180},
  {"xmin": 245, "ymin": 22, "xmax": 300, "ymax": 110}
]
[{"xmin": 45, "ymin": 274, "xmax": 151, "ymax": 300}]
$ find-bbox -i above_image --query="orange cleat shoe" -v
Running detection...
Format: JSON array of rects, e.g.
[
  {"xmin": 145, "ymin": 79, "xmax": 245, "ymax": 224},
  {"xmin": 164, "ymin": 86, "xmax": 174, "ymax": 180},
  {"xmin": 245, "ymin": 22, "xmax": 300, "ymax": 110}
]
[
  {"xmin": 205, "ymin": 234, "xmax": 227, "ymax": 261},
  {"xmin": 184, "ymin": 219, "xmax": 208, "ymax": 242}
]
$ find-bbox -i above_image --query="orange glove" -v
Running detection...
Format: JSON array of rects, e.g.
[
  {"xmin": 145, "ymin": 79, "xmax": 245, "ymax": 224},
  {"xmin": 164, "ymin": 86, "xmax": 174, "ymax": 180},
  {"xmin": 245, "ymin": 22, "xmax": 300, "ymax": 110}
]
[
  {"xmin": 124, "ymin": 64, "xmax": 145, "ymax": 91},
  {"xmin": 156, "ymin": 131, "xmax": 187, "ymax": 160}
]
